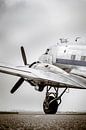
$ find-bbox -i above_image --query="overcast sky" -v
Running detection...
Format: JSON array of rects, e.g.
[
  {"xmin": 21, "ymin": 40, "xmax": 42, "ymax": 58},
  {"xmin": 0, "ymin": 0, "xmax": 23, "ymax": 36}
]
[{"xmin": 0, "ymin": 0, "xmax": 86, "ymax": 112}]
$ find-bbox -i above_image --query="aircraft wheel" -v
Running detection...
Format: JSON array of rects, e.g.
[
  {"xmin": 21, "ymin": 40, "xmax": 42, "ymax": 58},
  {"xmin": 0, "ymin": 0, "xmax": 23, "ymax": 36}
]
[{"xmin": 43, "ymin": 96, "xmax": 58, "ymax": 114}]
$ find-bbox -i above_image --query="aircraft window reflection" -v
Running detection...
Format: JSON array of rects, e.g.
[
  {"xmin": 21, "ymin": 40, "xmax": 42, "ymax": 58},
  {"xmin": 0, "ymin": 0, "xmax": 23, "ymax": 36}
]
[
  {"xmin": 81, "ymin": 56, "xmax": 86, "ymax": 61},
  {"xmin": 71, "ymin": 55, "xmax": 76, "ymax": 60}
]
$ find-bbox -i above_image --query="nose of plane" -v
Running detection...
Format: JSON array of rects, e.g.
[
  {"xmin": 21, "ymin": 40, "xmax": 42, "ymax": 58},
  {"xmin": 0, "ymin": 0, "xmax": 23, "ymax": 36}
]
[
  {"xmin": 38, "ymin": 54, "xmax": 52, "ymax": 64},
  {"xmin": 38, "ymin": 54, "xmax": 46, "ymax": 63}
]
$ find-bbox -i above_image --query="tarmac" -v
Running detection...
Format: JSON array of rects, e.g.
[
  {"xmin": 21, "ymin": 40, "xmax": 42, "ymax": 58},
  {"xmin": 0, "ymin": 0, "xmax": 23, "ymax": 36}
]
[{"xmin": 0, "ymin": 112, "xmax": 86, "ymax": 130}]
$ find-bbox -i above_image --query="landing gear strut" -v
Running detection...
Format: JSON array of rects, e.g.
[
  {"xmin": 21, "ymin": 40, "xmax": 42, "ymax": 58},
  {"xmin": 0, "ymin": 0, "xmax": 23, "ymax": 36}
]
[{"xmin": 43, "ymin": 86, "xmax": 67, "ymax": 114}]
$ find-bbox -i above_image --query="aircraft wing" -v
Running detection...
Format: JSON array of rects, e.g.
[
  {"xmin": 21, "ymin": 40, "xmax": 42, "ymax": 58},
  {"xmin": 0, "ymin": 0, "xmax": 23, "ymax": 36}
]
[
  {"xmin": 70, "ymin": 68, "xmax": 86, "ymax": 78},
  {"xmin": 0, "ymin": 63, "xmax": 86, "ymax": 89}
]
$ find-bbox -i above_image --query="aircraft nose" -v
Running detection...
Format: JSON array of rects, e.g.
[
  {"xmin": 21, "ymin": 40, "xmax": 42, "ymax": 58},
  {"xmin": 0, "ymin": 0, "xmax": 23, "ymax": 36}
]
[
  {"xmin": 38, "ymin": 54, "xmax": 45, "ymax": 63},
  {"xmin": 39, "ymin": 54, "xmax": 52, "ymax": 64}
]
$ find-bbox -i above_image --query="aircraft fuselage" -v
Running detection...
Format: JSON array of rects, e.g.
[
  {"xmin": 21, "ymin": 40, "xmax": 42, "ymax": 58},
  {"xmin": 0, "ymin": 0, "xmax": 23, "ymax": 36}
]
[{"xmin": 39, "ymin": 42, "xmax": 86, "ymax": 77}]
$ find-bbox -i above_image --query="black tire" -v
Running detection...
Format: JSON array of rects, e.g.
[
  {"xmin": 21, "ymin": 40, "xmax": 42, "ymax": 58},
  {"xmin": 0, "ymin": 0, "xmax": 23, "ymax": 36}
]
[{"xmin": 43, "ymin": 96, "xmax": 58, "ymax": 114}]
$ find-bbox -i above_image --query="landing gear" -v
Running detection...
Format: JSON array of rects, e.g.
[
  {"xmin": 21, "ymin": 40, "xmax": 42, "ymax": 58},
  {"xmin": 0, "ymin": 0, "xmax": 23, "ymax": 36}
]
[
  {"xmin": 43, "ymin": 86, "xmax": 67, "ymax": 114},
  {"xmin": 43, "ymin": 95, "xmax": 58, "ymax": 114}
]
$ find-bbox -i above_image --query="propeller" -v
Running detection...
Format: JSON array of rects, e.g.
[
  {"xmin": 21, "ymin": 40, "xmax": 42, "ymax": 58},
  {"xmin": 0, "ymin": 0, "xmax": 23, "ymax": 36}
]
[
  {"xmin": 21, "ymin": 46, "xmax": 27, "ymax": 65},
  {"xmin": 11, "ymin": 46, "xmax": 39, "ymax": 94},
  {"xmin": 11, "ymin": 46, "xmax": 27, "ymax": 94},
  {"xmin": 11, "ymin": 78, "xmax": 24, "ymax": 94}
]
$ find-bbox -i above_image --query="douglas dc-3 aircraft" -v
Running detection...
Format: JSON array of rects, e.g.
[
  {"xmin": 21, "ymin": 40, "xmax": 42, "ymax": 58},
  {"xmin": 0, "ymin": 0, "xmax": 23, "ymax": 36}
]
[{"xmin": 0, "ymin": 38, "xmax": 86, "ymax": 114}]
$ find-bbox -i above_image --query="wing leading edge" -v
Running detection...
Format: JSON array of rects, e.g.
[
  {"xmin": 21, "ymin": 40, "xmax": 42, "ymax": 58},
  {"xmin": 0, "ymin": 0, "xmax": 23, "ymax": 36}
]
[{"xmin": 0, "ymin": 63, "xmax": 86, "ymax": 89}]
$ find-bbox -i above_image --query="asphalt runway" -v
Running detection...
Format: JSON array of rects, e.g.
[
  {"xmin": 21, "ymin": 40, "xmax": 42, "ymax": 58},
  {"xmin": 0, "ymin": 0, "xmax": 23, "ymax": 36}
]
[{"xmin": 0, "ymin": 113, "xmax": 86, "ymax": 130}]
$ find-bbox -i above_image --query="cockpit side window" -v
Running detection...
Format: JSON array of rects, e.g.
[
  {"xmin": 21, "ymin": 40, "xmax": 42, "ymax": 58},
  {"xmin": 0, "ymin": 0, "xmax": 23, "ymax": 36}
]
[{"xmin": 45, "ymin": 49, "xmax": 50, "ymax": 54}]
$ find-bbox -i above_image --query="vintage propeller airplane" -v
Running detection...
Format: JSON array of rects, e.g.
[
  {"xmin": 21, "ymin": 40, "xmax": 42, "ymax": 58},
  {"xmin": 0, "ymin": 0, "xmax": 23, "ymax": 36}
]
[{"xmin": 0, "ymin": 38, "xmax": 86, "ymax": 114}]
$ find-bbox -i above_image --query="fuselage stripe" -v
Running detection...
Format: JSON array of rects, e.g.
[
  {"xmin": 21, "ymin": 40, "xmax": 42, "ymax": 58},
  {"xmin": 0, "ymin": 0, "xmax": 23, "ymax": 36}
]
[{"xmin": 56, "ymin": 58, "xmax": 86, "ymax": 66}]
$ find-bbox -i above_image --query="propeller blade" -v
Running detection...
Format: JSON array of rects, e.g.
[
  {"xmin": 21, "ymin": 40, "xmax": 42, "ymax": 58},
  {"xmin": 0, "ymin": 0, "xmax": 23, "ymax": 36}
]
[
  {"xmin": 10, "ymin": 78, "xmax": 24, "ymax": 94},
  {"xmin": 21, "ymin": 46, "xmax": 27, "ymax": 65}
]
